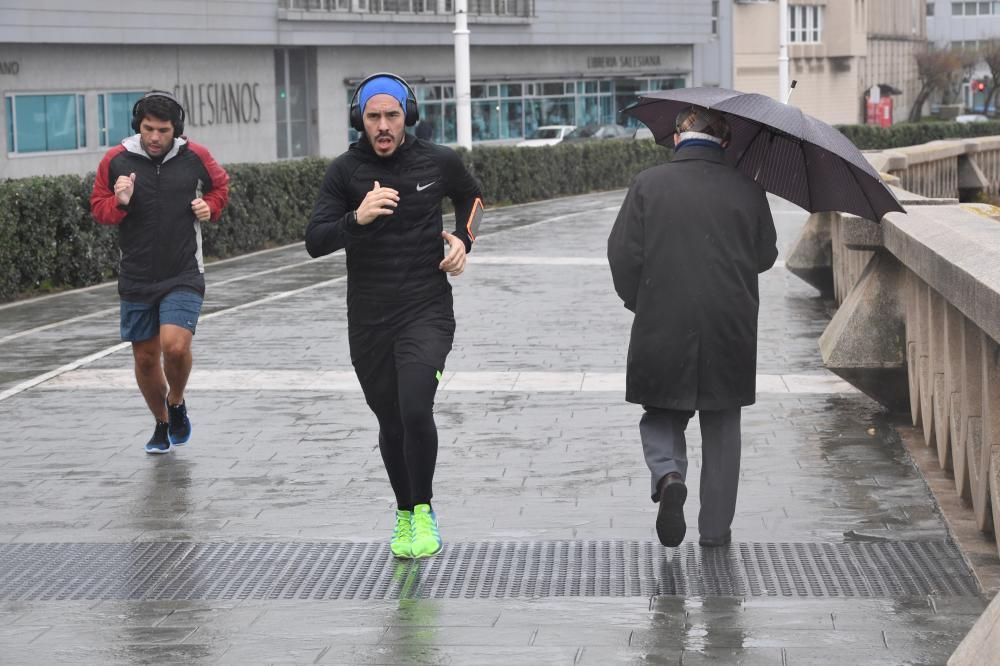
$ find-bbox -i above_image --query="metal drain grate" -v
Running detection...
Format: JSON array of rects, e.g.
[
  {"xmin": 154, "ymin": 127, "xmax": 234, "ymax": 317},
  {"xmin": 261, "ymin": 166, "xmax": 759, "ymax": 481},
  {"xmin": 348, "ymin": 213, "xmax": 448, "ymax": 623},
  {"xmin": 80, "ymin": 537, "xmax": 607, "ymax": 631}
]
[{"xmin": 0, "ymin": 540, "xmax": 978, "ymax": 601}]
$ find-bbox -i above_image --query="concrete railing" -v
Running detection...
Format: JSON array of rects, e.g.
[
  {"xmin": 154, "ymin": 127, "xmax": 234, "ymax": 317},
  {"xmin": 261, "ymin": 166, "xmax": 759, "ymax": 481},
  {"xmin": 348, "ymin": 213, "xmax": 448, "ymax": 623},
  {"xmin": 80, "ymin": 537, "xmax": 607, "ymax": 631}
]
[
  {"xmin": 787, "ymin": 136, "xmax": 1000, "ymax": 662},
  {"xmin": 786, "ymin": 136, "xmax": 1000, "ymax": 567},
  {"xmin": 873, "ymin": 136, "xmax": 1000, "ymax": 201}
]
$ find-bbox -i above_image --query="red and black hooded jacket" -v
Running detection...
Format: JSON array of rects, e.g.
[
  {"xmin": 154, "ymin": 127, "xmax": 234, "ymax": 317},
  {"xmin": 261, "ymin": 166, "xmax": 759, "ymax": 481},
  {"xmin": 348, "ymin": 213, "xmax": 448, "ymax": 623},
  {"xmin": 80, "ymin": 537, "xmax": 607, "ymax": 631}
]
[{"xmin": 91, "ymin": 135, "xmax": 229, "ymax": 304}]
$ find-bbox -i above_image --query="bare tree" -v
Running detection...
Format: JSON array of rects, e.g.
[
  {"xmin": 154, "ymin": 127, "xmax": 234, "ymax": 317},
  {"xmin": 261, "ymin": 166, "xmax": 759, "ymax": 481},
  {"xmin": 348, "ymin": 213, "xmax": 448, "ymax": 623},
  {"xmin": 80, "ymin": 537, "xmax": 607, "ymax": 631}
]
[
  {"xmin": 909, "ymin": 48, "xmax": 962, "ymax": 122},
  {"xmin": 981, "ymin": 40, "xmax": 1000, "ymax": 115},
  {"xmin": 942, "ymin": 47, "xmax": 980, "ymax": 106}
]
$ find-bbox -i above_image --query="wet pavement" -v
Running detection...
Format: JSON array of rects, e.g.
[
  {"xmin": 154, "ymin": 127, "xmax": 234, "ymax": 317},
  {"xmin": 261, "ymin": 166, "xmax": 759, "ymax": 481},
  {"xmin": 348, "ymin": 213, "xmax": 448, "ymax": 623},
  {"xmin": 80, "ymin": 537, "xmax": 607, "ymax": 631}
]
[{"xmin": 0, "ymin": 191, "xmax": 992, "ymax": 664}]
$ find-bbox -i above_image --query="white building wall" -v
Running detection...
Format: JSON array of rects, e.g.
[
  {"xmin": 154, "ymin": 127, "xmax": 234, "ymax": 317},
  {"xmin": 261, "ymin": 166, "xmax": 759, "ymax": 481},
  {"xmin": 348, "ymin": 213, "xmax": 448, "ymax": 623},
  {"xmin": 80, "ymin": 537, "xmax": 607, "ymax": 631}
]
[
  {"xmin": 0, "ymin": 44, "xmax": 275, "ymax": 179},
  {"xmin": 0, "ymin": 1, "xmax": 723, "ymax": 177}
]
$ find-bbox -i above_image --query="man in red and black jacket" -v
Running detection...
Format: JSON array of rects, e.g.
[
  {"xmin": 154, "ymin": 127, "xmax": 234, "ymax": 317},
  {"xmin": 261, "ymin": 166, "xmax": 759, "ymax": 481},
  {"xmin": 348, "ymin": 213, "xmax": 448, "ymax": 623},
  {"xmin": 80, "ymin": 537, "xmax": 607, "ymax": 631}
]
[{"xmin": 90, "ymin": 90, "xmax": 229, "ymax": 454}]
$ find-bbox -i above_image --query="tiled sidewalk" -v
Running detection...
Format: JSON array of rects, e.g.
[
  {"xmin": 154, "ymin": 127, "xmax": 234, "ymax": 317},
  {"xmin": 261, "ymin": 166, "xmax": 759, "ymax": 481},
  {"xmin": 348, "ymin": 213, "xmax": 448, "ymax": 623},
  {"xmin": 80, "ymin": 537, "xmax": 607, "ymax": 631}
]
[{"xmin": 0, "ymin": 192, "xmax": 988, "ymax": 664}]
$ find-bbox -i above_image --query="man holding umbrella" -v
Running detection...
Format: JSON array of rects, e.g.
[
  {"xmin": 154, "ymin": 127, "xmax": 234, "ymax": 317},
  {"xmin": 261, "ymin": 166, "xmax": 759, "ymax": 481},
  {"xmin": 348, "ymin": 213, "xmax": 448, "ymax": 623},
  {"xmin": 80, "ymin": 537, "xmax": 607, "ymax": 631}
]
[{"xmin": 608, "ymin": 106, "xmax": 778, "ymax": 548}]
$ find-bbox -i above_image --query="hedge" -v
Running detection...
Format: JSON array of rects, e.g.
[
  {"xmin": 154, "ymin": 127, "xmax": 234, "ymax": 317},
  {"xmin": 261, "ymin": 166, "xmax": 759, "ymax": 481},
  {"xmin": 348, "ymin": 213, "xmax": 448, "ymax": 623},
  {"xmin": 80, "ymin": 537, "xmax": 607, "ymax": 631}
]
[
  {"xmin": 0, "ymin": 140, "xmax": 669, "ymax": 302},
  {"xmin": 835, "ymin": 120, "xmax": 1000, "ymax": 150}
]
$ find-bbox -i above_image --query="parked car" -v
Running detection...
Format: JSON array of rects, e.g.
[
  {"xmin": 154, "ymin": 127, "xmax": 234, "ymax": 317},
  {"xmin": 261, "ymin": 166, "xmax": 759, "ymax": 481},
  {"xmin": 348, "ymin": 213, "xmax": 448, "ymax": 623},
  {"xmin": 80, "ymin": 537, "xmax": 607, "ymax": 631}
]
[
  {"xmin": 516, "ymin": 125, "xmax": 576, "ymax": 147},
  {"xmin": 955, "ymin": 114, "xmax": 989, "ymax": 124},
  {"xmin": 633, "ymin": 126, "xmax": 654, "ymax": 141},
  {"xmin": 561, "ymin": 124, "xmax": 634, "ymax": 143}
]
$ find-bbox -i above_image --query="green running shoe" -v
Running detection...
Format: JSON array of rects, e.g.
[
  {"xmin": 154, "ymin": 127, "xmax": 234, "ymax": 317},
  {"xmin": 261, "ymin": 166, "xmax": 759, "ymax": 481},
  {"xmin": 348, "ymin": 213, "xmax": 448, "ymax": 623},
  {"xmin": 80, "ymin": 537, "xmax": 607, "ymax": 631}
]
[
  {"xmin": 390, "ymin": 509, "xmax": 414, "ymax": 559},
  {"xmin": 411, "ymin": 504, "xmax": 442, "ymax": 559}
]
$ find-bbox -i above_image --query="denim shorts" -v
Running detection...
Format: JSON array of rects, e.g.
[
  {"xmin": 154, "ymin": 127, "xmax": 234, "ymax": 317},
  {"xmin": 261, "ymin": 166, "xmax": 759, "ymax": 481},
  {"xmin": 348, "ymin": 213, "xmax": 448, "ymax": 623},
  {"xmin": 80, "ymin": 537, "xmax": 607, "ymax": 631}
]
[{"xmin": 120, "ymin": 290, "xmax": 204, "ymax": 342}]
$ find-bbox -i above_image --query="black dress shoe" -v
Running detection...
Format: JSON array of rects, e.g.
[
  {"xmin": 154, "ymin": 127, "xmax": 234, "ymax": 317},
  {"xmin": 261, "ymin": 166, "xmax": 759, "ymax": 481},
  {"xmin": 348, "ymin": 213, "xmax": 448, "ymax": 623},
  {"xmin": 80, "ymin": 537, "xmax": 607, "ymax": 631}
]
[
  {"xmin": 698, "ymin": 531, "xmax": 732, "ymax": 548},
  {"xmin": 655, "ymin": 473, "xmax": 687, "ymax": 548}
]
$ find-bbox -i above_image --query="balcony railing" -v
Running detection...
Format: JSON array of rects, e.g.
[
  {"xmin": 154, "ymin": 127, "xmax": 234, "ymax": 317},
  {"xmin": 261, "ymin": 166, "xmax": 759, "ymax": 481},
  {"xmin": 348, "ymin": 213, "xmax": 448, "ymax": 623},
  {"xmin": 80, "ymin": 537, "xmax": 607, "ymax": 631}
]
[{"xmin": 279, "ymin": 0, "xmax": 534, "ymax": 17}]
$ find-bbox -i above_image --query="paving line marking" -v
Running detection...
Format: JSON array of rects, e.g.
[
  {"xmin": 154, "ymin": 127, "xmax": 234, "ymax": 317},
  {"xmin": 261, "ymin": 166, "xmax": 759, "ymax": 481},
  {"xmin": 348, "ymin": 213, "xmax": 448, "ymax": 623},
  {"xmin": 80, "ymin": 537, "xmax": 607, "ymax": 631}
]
[
  {"xmin": 0, "ymin": 191, "xmax": 627, "ymax": 314},
  {"xmin": 41, "ymin": 369, "xmax": 858, "ymax": 395},
  {"xmin": 470, "ymin": 256, "xmax": 785, "ymax": 269},
  {"xmin": 0, "ymin": 276, "xmax": 347, "ymax": 403},
  {"xmin": 0, "ymin": 306, "xmax": 120, "ymax": 345},
  {"xmin": 1, "ymin": 252, "xmax": 784, "ymax": 344},
  {"xmin": 0, "ymin": 208, "xmax": 596, "ymax": 404},
  {"xmin": 0, "ymin": 237, "xmax": 334, "ymax": 313},
  {"xmin": 0, "ymin": 252, "xmax": 345, "ymax": 345}
]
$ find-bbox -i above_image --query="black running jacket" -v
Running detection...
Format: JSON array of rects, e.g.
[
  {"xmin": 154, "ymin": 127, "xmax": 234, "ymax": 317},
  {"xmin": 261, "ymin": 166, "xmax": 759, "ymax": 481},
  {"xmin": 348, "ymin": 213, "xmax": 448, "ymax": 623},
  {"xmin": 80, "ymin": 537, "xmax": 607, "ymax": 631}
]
[{"xmin": 305, "ymin": 134, "xmax": 483, "ymax": 307}]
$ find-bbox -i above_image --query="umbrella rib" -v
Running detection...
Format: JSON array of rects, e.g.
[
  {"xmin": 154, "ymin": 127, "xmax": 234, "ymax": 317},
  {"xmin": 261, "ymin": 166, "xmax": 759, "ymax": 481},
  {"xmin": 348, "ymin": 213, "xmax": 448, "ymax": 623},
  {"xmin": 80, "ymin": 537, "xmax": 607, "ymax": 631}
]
[
  {"xmin": 733, "ymin": 123, "xmax": 765, "ymax": 171},
  {"xmin": 753, "ymin": 131, "xmax": 778, "ymax": 183},
  {"xmin": 844, "ymin": 160, "xmax": 879, "ymax": 222},
  {"xmin": 803, "ymin": 143, "xmax": 813, "ymax": 212}
]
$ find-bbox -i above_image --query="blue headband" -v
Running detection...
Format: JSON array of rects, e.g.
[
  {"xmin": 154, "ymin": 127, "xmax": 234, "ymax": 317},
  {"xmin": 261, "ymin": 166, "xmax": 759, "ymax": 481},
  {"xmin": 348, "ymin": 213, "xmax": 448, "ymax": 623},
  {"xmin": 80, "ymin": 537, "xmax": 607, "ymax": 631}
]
[{"xmin": 358, "ymin": 76, "xmax": 408, "ymax": 113}]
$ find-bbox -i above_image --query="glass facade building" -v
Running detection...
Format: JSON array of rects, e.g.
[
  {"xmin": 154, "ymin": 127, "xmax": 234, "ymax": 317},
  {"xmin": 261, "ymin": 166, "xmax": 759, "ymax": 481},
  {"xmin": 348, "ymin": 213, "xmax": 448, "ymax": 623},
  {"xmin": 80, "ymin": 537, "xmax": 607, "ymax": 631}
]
[{"xmin": 349, "ymin": 75, "xmax": 686, "ymax": 145}]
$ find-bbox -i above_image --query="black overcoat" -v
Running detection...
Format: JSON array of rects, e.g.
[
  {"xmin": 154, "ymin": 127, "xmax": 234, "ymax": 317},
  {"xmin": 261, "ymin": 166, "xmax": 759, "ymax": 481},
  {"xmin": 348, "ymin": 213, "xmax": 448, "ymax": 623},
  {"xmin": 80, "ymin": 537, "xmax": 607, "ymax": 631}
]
[{"xmin": 607, "ymin": 143, "xmax": 778, "ymax": 410}]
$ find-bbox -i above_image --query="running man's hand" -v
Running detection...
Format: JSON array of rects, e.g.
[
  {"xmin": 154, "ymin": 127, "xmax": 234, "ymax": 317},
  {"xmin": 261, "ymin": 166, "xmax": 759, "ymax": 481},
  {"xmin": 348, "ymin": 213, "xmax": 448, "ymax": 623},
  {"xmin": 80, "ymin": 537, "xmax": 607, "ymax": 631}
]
[
  {"xmin": 356, "ymin": 180, "xmax": 399, "ymax": 226},
  {"xmin": 440, "ymin": 230, "xmax": 467, "ymax": 276},
  {"xmin": 114, "ymin": 173, "xmax": 136, "ymax": 206},
  {"xmin": 191, "ymin": 198, "xmax": 211, "ymax": 222}
]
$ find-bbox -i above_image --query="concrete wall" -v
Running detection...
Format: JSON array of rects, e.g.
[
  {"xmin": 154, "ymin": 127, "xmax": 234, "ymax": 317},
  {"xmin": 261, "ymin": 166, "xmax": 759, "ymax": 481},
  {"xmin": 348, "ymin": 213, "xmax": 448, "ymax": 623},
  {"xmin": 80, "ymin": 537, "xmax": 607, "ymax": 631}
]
[
  {"xmin": 0, "ymin": 0, "xmax": 280, "ymax": 45},
  {"xmin": 1, "ymin": 0, "xmax": 716, "ymax": 177},
  {"xmin": 733, "ymin": 0, "xmax": 926, "ymax": 125},
  {"xmin": 0, "ymin": 43, "xmax": 276, "ymax": 178},
  {"xmin": 927, "ymin": 0, "xmax": 1000, "ymax": 45},
  {"xmin": 0, "ymin": 0, "xmax": 716, "ymax": 48}
]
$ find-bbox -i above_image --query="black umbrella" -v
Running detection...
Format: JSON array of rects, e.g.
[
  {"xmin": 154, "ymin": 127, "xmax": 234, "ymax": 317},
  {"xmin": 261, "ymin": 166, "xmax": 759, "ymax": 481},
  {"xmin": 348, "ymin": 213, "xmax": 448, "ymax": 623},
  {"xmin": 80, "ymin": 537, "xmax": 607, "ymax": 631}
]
[{"xmin": 624, "ymin": 87, "xmax": 904, "ymax": 221}]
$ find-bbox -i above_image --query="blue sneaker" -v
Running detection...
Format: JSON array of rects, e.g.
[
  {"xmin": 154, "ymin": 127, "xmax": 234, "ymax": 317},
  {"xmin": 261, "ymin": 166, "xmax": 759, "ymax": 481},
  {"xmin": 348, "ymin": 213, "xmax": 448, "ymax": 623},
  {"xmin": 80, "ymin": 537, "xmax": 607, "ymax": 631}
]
[
  {"xmin": 144, "ymin": 421, "xmax": 171, "ymax": 454},
  {"xmin": 167, "ymin": 401, "xmax": 191, "ymax": 446}
]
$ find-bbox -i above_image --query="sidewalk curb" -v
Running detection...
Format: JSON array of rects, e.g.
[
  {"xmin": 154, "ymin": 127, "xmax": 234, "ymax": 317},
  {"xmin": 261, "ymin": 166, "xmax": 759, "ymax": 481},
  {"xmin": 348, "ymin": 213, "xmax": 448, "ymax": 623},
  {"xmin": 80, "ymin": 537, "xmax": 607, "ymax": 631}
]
[{"xmin": 896, "ymin": 423, "xmax": 1000, "ymax": 597}]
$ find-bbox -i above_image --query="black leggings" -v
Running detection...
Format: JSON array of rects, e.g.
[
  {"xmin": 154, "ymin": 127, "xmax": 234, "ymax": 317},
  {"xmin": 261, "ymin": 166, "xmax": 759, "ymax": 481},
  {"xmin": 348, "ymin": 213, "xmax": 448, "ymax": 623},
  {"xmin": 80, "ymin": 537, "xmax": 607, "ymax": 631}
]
[{"xmin": 358, "ymin": 361, "xmax": 441, "ymax": 510}]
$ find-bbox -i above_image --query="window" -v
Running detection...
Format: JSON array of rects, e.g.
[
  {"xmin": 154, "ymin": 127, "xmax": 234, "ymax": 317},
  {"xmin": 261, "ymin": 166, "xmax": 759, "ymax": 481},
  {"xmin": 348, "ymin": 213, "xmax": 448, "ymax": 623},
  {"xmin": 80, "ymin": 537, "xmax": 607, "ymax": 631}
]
[
  {"xmin": 275, "ymin": 48, "xmax": 311, "ymax": 158},
  {"xmin": 97, "ymin": 91, "xmax": 144, "ymax": 147},
  {"xmin": 283, "ymin": 0, "xmax": 524, "ymax": 15},
  {"xmin": 952, "ymin": 1, "xmax": 1000, "ymax": 14},
  {"xmin": 789, "ymin": 4, "xmax": 822, "ymax": 43},
  {"xmin": 5, "ymin": 93, "xmax": 86, "ymax": 154},
  {"xmin": 712, "ymin": 0, "xmax": 719, "ymax": 35},
  {"xmin": 927, "ymin": 1, "xmax": 934, "ymax": 15},
  {"xmin": 352, "ymin": 75, "xmax": 686, "ymax": 144}
]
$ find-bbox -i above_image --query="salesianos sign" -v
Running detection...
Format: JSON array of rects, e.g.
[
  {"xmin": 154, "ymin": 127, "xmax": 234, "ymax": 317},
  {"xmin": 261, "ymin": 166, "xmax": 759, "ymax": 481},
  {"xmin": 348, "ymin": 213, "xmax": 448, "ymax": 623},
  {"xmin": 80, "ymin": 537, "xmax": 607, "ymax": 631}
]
[{"xmin": 173, "ymin": 82, "xmax": 262, "ymax": 127}]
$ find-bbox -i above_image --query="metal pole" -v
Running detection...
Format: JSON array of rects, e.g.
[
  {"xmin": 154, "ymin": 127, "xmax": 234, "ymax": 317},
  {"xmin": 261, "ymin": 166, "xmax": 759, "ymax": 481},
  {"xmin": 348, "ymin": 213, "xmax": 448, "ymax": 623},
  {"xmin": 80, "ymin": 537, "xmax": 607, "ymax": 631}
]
[
  {"xmin": 454, "ymin": 0, "xmax": 472, "ymax": 149},
  {"xmin": 778, "ymin": 0, "xmax": 789, "ymax": 103}
]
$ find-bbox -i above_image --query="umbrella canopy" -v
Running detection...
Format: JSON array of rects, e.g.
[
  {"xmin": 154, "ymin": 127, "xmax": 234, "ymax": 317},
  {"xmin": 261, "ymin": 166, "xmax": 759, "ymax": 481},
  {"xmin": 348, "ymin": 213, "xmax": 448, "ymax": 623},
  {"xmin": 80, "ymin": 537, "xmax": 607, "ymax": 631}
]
[{"xmin": 624, "ymin": 87, "xmax": 904, "ymax": 221}]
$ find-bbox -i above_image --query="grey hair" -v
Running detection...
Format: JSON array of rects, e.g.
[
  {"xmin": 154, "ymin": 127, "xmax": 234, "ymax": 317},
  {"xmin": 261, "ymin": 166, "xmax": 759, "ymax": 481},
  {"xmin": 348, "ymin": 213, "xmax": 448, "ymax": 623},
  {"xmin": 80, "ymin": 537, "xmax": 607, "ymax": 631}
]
[{"xmin": 674, "ymin": 106, "xmax": 729, "ymax": 141}]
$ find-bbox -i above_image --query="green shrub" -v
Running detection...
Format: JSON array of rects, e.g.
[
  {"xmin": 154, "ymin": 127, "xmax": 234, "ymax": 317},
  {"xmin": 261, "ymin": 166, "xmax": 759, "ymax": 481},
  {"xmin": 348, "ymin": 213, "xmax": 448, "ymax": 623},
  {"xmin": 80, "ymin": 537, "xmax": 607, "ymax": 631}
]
[
  {"xmin": 0, "ymin": 184, "xmax": 17, "ymax": 299},
  {"xmin": 0, "ymin": 140, "xmax": 670, "ymax": 302},
  {"xmin": 465, "ymin": 140, "xmax": 669, "ymax": 205},
  {"xmin": 836, "ymin": 121, "xmax": 1000, "ymax": 150},
  {"xmin": 201, "ymin": 158, "xmax": 327, "ymax": 259}
]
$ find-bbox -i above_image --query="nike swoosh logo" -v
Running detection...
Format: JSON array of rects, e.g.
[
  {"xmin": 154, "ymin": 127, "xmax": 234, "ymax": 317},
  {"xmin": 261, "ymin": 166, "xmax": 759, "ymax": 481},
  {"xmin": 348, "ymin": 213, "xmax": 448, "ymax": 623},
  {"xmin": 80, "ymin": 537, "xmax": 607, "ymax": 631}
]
[{"xmin": 416, "ymin": 181, "xmax": 436, "ymax": 192}]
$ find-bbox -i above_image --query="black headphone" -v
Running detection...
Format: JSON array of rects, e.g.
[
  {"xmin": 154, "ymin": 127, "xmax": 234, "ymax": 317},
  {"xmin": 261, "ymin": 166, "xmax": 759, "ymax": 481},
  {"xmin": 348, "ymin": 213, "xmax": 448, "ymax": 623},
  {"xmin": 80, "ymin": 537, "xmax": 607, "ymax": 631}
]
[
  {"xmin": 131, "ymin": 89, "xmax": 186, "ymax": 135},
  {"xmin": 349, "ymin": 72, "xmax": 419, "ymax": 133}
]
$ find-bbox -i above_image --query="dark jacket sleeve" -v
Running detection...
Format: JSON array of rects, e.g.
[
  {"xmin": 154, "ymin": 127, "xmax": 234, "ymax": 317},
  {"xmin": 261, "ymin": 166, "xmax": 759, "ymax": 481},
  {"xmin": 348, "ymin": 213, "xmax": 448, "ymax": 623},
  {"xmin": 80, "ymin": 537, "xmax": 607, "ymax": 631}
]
[
  {"xmin": 305, "ymin": 159, "xmax": 381, "ymax": 258},
  {"xmin": 442, "ymin": 149, "xmax": 483, "ymax": 253},
  {"xmin": 607, "ymin": 179, "xmax": 645, "ymax": 312},
  {"xmin": 756, "ymin": 192, "xmax": 779, "ymax": 273}
]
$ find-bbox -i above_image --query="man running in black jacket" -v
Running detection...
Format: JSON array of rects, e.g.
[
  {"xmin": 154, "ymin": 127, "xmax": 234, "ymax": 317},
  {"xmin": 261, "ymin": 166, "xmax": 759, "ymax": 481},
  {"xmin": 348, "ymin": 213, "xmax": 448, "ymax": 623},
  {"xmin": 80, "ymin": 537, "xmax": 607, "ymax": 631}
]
[{"xmin": 305, "ymin": 73, "xmax": 484, "ymax": 559}]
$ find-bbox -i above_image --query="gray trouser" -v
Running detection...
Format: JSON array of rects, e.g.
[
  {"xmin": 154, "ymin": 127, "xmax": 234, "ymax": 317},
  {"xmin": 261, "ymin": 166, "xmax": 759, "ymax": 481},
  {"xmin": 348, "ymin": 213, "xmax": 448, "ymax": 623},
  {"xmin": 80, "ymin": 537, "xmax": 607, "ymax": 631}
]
[{"xmin": 640, "ymin": 406, "xmax": 742, "ymax": 540}]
